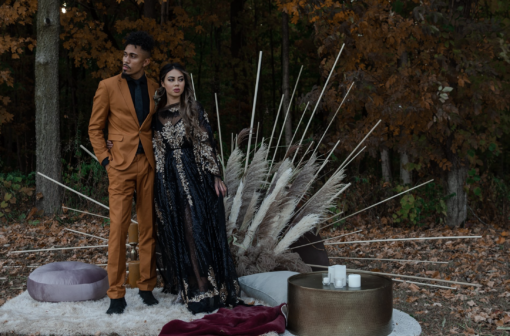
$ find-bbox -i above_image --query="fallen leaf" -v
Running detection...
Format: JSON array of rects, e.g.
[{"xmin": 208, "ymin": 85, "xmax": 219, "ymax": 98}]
[
  {"xmin": 409, "ymin": 284, "xmax": 420, "ymax": 292},
  {"xmin": 26, "ymin": 207, "xmax": 38, "ymax": 221},
  {"xmin": 406, "ymin": 296, "xmax": 419, "ymax": 303}
]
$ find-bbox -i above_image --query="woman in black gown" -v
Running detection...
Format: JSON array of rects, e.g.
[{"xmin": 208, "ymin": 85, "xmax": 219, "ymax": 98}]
[{"xmin": 148, "ymin": 63, "xmax": 241, "ymax": 314}]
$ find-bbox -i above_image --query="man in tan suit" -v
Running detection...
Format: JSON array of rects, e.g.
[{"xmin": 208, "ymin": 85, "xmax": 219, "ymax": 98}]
[{"xmin": 89, "ymin": 31, "xmax": 159, "ymax": 314}]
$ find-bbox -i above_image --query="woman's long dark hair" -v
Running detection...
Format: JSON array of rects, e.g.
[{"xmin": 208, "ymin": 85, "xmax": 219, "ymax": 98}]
[{"xmin": 155, "ymin": 63, "xmax": 200, "ymax": 140}]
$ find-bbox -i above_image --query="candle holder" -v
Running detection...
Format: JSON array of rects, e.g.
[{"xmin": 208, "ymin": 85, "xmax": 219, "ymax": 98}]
[
  {"xmin": 322, "ymin": 273, "xmax": 330, "ymax": 286},
  {"xmin": 128, "ymin": 223, "xmax": 140, "ymax": 289}
]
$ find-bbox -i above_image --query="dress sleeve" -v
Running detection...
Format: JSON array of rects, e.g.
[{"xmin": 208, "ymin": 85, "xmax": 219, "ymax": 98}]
[{"xmin": 197, "ymin": 106, "xmax": 222, "ymax": 178}]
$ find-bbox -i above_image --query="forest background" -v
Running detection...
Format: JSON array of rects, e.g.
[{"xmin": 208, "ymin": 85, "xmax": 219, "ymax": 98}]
[{"xmin": 0, "ymin": 0, "xmax": 510, "ymax": 229}]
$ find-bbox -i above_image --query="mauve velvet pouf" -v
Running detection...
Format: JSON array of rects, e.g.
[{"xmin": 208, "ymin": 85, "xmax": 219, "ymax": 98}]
[{"xmin": 27, "ymin": 261, "xmax": 108, "ymax": 302}]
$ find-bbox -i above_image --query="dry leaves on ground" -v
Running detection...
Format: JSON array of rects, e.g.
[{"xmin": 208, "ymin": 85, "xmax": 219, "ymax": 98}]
[{"xmin": 0, "ymin": 215, "xmax": 509, "ymax": 336}]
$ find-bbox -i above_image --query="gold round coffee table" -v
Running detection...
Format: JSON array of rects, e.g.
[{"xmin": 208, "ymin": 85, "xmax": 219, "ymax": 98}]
[{"xmin": 287, "ymin": 272, "xmax": 393, "ymax": 336}]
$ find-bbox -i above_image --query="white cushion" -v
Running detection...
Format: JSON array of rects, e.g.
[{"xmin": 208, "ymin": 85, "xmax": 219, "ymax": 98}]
[{"xmin": 238, "ymin": 271, "xmax": 298, "ymax": 307}]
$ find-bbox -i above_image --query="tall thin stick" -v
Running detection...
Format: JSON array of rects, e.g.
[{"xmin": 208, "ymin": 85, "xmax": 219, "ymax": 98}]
[
  {"xmin": 39, "ymin": 172, "xmax": 108, "ymax": 210},
  {"xmin": 325, "ymin": 235, "xmax": 482, "ymax": 246},
  {"xmin": 306, "ymin": 265, "xmax": 482, "ymax": 287},
  {"xmin": 311, "ymin": 82, "xmax": 355, "ymax": 159},
  {"xmin": 254, "ymin": 122, "xmax": 260, "ymax": 149},
  {"xmin": 244, "ymin": 51, "xmax": 263, "ymax": 174},
  {"xmin": 190, "ymin": 73, "xmax": 197, "ymax": 100},
  {"xmin": 80, "ymin": 145, "xmax": 98, "ymax": 162},
  {"xmin": 392, "ymin": 279, "xmax": 457, "ymax": 290},
  {"xmin": 63, "ymin": 228, "xmax": 108, "ymax": 242},
  {"xmin": 62, "ymin": 206, "xmax": 109, "ymax": 220},
  {"xmin": 342, "ymin": 146, "xmax": 366, "ymax": 170},
  {"xmin": 313, "ymin": 140, "xmax": 340, "ymax": 179},
  {"xmin": 38, "ymin": 172, "xmax": 138, "ymax": 223},
  {"xmin": 214, "ymin": 93, "xmax": 225, "ymax": 174},
  {"xmin": 329, "ymin": 257, "xmax": 448, "ymax": 264},
  {"xmin": 10, "ymin": 245, "xmax": 109, "ymax": 254},
  {"xmin": 336, "ymin": 120, "xmax": 381, "ymax": 172},
  {"xmin": 293, "ymin": 140, "xmax": 343, "ymax": 213},
  {"xmin": 269, "ymin": 65, "xmax": 303, "ymax": 173},
  {"xmin": 321, "ymin": 179, "xmax": 434, "ymax": 230},
  {"xmin": 296, "ymin": 141, "xmax": 315, "ymax": 167},
  {"xmin": 286, "ymin": 101, "xmax": 310, "ymax": 154},
  {"xmin": 291, "ymin": 44, "xmax": 345, "ymax": 164},
  {"xmin": 265, "ymin": 94, "xmax": 285, "ymax": 162},
  {"xmin": 289, "ymin": 230, "xmax": 362, "ymax": 250}
]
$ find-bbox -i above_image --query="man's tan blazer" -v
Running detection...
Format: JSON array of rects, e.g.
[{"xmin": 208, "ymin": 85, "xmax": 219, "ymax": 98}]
[{"xmin": 89, "ymin": 73, "xmax": 159, "ymax": 170}]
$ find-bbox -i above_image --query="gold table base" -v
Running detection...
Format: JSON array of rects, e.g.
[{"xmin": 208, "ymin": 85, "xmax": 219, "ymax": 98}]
[{"xmin": 287, "ymin": 272, "xmax": 393, "ymax": 336}]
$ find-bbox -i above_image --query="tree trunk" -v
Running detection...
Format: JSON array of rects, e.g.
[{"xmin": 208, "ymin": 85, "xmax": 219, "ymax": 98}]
[
  {"xmin": 230, "ymin": 0, "xmax": 248, "ymax": 127},
  {"xmin": 230, "ymin": 0, "xmax": 246, "ymax": 60},
  {"xmin": 269, "ymin": 10, "xmax": 276, "ymax": 114},
  {"xmin": 144, "ymin": 0, "xmax": 157, "ymax": 18},
  {"xmin": 381, "ymin": 148, "xmax": 392, "ymax": 182},
  {"xmin": 400, "ymin": 152, "xmax": 412, "ymax": 185},
  {"xmin": 160, "ymin": 0, "xmax": 169, "ymax": 25},
  {"xmin": 446, "ymin": 159, "xmax": 468, "ymax": 227},
  {"xmin": 281, "ymin": 11, "xmax": 291, "ymax": 145},
  {"xmin": 35, "ymin": 0, "xmax": 61, "ymax": 214}
]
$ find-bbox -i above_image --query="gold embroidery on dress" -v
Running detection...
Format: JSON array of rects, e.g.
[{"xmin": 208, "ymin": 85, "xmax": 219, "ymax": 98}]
[
  {"xmin": 183, "ymin": 279, "xmax": 189, "ymax": 298},
  {"xmin": 207, "ymin": 267, "xmax": 220, "ymax": 295},
  {"xmin": 219, "ymin": 283, "xmax": 228, "ymax": 303},
  {"xmin": 192, "ymin": 130, "xmax": 221, "ymax": 177},
  {"xmin": 162, "ymin": 118, "xmax": 185, "ymax": 149},
  {"xmin": 233, "ymin": 279, "xmax": 240, "ymax": 295},
  {"xmin": 186, "ymin": 289, "xmax": 216, "ymax": 303},
  {"xmin": 153, "ymin": 130, "xmax": 166, "ymax": 174},
  {"xmin": 174, "ymin": 149, "xmax": 194, "ymax": 207},
  {"xmin": 155, "ymin": 203, "xmax": 164, "ymax": 222}
]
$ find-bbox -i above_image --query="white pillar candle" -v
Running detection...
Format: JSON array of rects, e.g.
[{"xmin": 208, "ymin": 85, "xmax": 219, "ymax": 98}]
[
  {"xmin": 348, "ymin": 274, "xmax": 361, "ymax": 287},
  {"xmin": 328, "ymin": 266, "xmax": 335, "ymax": 284},
  {"xmin": 322, "ymin": 276, "xmax": 330, "ymax": 285},
  {"xmin": 340, "ymin": 265, "xmax": 347, "ymax": 286},
  {"xmin": 334, "ymin": 266, "xmax": 343, "ymax": 280},
  {"xmin": 334, "ymin": 279, "xmax": 344, "ymax": 288}
]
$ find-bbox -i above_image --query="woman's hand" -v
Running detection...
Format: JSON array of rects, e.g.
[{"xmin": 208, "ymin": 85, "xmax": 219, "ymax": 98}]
[
  {"xmin": 214, "ymin": 177, "xmax": 227, "ymax": 197},
  {"xmin": 106, "ymin": 140, "xmax": 113, "ymax": 150}
]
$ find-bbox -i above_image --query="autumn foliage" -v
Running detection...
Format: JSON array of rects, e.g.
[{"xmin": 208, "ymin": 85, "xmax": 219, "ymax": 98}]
[{"xmin": 1, "ymin": 0, "xmax": 510, "ymax": 224}]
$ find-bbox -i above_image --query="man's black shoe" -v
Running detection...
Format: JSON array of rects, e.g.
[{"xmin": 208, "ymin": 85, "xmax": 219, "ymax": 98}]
[
  {"xmin": 139, "ymin": 290, "xmax": 159, "ymax": 306},
  {"xmin": 106, "ymin": 297, "xmax": 127, "ymax": 314}
]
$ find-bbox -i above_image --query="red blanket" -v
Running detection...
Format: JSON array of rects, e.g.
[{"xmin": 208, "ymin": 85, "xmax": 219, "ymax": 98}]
[{"xmin": 159, "ymin": 304, "xmax": 287, "ymax": 336}]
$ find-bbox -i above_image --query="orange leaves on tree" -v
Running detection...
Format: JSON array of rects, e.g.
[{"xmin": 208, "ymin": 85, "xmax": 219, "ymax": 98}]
[
  {"xmin": 284, "ymin": 0, "xmax": 510, "ymax": 172},
  {"xmin": 0, "ymin": 0, "xmax": 37, "ymax": 132},
  {"xmin": 60, "ymin": 3, "xmax": 195, "ymax": 80}
]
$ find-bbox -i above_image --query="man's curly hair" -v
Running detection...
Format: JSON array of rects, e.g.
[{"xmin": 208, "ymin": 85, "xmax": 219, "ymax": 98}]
[{"xmin": 124, "ymin": 31, "xmax": 155, "ymax": 56}]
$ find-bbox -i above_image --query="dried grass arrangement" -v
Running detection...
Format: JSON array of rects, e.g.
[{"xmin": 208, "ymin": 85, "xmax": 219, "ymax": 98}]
[{"xmin": 223, "ymin": 137, "xmax": 349, "ymax": 276}]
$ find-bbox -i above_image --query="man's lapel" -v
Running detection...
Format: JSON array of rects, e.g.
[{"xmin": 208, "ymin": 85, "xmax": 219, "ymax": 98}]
[{"xmin": 117, "ymin": 74, "xmax": 140, "ymax": 126}]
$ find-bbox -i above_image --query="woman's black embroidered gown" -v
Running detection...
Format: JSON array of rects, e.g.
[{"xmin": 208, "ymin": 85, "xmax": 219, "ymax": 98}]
[{"xmin": 152, "ymin": 102, "xmax": 240, "ymax": 314}]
